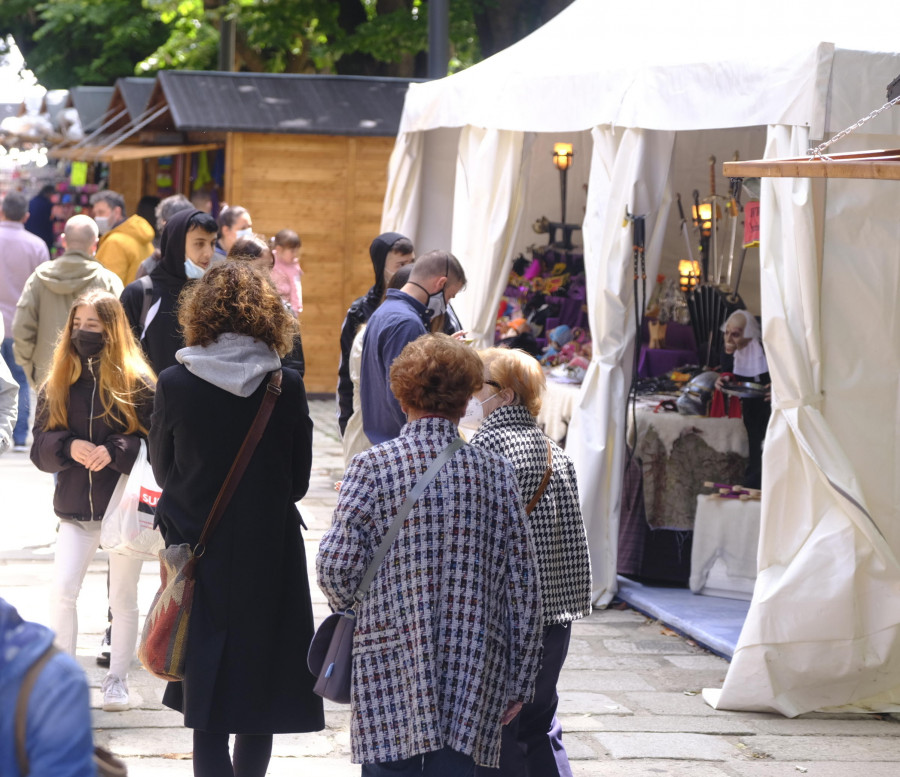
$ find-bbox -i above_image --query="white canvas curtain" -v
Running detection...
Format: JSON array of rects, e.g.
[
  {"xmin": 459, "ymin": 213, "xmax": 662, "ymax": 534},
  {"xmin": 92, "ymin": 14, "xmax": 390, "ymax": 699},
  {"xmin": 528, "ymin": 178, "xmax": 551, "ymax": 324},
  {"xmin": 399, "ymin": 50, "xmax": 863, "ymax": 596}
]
[
  {"xmin": 450, "ymin": 128, "xmax": 533, "ymax": 347},
  {"xmin": 567, "ymin": 126, "xmax": 675, "ymax": 605},
  {"xmin": 381, "ymin": 131, "xmax": 426, "ymax": 241},
  {"xmin": 706, "ymin": 125, "xmax": 900, "ymax": 715}
]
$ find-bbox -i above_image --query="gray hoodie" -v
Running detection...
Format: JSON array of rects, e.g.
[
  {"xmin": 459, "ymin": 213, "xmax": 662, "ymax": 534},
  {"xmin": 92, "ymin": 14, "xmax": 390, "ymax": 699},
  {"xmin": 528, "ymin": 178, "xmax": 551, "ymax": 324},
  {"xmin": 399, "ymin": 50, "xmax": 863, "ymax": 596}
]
[
  {"xmin": 177, "ymin": 333, "xmax": 281, "ymax": 397},
  {"xmin": 12, "ymin": 250, "xmax": 123, "ymax": 388}
]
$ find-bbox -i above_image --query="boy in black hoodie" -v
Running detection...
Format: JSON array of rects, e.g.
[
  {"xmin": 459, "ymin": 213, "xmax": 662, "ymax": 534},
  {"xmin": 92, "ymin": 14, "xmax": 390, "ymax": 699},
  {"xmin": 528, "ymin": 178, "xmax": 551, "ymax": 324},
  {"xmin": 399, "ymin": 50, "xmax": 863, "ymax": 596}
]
[
  {"xmin": 120, "ymin": 209, "xmax": 218, "ymax": 376},
  {"xmin": 336, "ymin": 232, "xmax": 414, "ymax": 435}
]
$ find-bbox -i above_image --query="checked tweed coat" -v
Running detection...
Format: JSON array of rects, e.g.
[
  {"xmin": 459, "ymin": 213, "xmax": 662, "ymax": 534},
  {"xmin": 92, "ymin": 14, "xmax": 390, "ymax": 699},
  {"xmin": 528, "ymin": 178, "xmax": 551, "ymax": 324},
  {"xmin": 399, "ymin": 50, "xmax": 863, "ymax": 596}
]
[
  {"xmin": 317, "ymin": 417, "xmax": 543, "ymax": 768},
  {"xmin": 470, "ymin": 404, "xmax": 592, "ymax": 625}
]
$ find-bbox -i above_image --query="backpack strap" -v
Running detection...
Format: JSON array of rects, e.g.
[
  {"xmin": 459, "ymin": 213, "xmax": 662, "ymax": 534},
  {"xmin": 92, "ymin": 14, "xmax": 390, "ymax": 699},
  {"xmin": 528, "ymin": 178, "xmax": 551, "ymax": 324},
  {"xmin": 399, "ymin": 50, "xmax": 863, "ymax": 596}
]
[
  {"xmin": 15, "ymin": 644, "xmax": 61, "ymax": 776},
  {"xmin": 138, "ymin": 275, "xmax": 154, "ymax": 338}
]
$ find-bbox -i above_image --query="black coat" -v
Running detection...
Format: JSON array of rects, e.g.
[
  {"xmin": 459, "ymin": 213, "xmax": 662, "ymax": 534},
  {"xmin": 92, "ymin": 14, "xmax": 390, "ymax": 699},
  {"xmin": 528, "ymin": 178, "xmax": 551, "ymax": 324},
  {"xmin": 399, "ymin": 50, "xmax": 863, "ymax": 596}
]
[
  {"xmin": 31, "ymin": 354, "xmax": 153, "ymax": 520},
  {"xmin": 121, "ymin": 208, "xmax": 201, "ymax": 375},
  {"xmin": 149, "ymin": 363, "xmax": 324, "ymax": 735}
]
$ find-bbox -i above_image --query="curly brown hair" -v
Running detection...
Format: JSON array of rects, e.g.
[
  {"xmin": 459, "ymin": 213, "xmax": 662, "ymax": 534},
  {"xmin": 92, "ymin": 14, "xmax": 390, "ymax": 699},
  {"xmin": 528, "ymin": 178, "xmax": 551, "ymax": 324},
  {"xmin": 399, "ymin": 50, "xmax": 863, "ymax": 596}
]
[
  {"xmin": 177, "ymin": 261, "xmax": 296, "ymax": 356},
  {"xmin": 390, "ymin": 333, "xmax": 483, "ymax": 417}
]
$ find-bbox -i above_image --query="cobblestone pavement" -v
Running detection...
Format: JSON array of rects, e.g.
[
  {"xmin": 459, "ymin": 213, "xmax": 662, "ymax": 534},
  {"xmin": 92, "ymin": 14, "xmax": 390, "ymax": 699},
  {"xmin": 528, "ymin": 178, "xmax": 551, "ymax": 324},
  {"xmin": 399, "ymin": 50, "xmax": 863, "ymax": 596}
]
[{"xmin": 1, "ymin": 399, "xmax": 898, "ymax": 775}]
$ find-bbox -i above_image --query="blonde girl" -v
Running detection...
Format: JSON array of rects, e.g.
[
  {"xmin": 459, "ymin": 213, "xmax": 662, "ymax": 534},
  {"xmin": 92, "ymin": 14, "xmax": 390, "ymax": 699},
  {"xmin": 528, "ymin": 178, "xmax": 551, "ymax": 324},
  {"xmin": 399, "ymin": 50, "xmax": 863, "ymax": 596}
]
[{"xmin": 31, "ymin": 289, "xmax": 155, "ymax": 712}]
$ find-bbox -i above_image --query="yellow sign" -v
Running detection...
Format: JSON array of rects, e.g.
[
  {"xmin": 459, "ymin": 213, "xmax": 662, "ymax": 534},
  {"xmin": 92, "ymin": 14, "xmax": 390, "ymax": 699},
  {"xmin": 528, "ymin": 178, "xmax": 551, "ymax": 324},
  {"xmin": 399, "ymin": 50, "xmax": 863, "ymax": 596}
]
[{"xmin": 70, "ymin": 161, "xmax": 88, "ymax": 187}]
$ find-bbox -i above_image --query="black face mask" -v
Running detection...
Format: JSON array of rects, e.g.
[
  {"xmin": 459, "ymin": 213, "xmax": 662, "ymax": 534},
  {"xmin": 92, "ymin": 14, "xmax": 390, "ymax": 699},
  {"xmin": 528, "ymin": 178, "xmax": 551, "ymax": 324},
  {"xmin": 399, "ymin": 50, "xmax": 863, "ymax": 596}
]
[{"xmin": 71, "ymin": 329, "xmax": 105, "ymax": 358}]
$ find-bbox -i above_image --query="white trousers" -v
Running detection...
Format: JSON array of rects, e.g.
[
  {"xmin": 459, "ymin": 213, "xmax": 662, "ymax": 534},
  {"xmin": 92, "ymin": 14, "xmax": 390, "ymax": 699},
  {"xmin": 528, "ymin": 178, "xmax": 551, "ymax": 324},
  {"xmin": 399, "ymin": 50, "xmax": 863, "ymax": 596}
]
[{"xmin": 50, "ymin": 520, "xmax": 143, "ymax": 680}]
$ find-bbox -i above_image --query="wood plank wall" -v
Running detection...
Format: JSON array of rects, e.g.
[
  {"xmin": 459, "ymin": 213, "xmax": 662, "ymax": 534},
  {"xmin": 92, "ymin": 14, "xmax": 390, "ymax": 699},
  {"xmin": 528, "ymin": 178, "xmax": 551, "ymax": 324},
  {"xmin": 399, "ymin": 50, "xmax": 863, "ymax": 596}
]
[
  {"xmin": 225, "ymin": 132, "xmax": 395, "ymax": 394},
  {"xmin": 108, "ymin": 159, "xmax": 145, "ymax": 217}
]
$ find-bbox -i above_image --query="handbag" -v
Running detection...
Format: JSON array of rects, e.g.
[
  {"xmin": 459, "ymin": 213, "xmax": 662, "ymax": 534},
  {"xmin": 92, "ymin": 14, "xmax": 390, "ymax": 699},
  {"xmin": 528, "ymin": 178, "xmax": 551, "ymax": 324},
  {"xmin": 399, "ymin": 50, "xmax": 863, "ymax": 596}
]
[
  {"xmin": 308, "ymin": 436, "xmax": 465, "ymax": 703},
  {"xmin": 16, "ymin": 645, "xmax": 128, "ymax": 777},
  {"xmin": 138, "ymin": 370, "xmax": 282, "ymax": 682},
  {"xmin": 100, "ymin": 438, "xmax": 164, "ymax": 560}
]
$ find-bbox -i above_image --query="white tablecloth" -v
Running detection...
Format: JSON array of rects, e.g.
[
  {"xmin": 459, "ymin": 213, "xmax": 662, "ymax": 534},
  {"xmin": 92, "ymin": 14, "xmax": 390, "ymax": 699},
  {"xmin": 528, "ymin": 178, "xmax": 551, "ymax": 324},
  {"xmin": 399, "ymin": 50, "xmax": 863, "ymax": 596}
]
[{"xmin": 690, "ymin": 494, "xmax": 761, "ymax": 600}]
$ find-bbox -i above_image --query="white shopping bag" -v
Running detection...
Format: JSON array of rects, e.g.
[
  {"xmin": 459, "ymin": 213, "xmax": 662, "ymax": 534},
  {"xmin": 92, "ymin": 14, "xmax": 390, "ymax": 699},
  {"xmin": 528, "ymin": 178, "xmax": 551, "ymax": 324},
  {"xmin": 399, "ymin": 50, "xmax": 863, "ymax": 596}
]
[{"xmin": 101, "ymin": 439, "xmax": 164, "ymax": 560}]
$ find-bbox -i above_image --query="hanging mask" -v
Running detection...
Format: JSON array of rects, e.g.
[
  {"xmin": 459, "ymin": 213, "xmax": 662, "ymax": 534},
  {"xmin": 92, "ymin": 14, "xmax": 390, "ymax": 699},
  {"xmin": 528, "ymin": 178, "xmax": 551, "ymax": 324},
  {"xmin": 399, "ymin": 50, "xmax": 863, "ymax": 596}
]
[
  {"xmin": 184, "ymin": 258, "xmax": 207, "ymax": 279},
  {"xmin": 93, "ymin": 216, "xmax": 110, "ymax": 235},
  {"xmin": 425, "ymin": 288, "xmax": 447, "ymax": 322},
  {"xmin": 71, "ymin": 329, "xmax": 105, "ymax": 358},
  {"xmin": 459, "ymin": 394, "xmax": 494, "ymax": 429}
]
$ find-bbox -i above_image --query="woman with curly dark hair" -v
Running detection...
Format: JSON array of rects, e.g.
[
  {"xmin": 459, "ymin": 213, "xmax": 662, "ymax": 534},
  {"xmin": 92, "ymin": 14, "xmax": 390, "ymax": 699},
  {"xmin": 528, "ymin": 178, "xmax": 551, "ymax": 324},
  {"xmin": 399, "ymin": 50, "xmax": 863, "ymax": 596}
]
[
  {"xmin": 318, "ymin": 333, "xmax": 543, "ymax": 776},
  {"xmin": 149, "ymin": 261, "xmax": 323, "ymax": 777}
]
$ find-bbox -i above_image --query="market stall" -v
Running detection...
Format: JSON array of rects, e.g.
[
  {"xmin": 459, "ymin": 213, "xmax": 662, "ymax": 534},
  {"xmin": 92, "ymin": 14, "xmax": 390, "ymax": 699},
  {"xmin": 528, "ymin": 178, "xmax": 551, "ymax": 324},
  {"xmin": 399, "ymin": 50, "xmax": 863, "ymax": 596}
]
[{"xmin": 381, "ymin": 0, "xmax": 900, "ymax": 715}]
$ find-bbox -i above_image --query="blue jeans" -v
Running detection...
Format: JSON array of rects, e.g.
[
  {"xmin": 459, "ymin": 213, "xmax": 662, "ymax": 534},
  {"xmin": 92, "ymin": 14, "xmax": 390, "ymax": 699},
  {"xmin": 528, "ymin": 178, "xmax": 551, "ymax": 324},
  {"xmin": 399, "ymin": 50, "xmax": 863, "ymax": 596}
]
[
  {"xmin": 1, "ymin": 337, "xmax": 29, "ymax": 445},
  {"xmin": 361, "ymin": 747, "xmax": 474, "ymax": 777}
]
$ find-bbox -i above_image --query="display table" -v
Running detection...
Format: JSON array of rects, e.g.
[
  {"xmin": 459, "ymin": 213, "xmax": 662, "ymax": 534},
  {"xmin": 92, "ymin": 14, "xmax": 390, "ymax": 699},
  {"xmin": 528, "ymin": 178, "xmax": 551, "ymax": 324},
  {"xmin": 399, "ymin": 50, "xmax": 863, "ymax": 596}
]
[
  {"xmin": 535, "ymin": 378, "xmax": 582, "ymax": 444},
  {"xmin": 690, "ymin": 495, "xmax": 760, "ymax": 600},
  {"xmin": 630, "ymin": 405, "xmax": 748, "ymax": 529},
  {"xmin": 618, "ymin": 401, "xmax": 749, "ymax": 584}
]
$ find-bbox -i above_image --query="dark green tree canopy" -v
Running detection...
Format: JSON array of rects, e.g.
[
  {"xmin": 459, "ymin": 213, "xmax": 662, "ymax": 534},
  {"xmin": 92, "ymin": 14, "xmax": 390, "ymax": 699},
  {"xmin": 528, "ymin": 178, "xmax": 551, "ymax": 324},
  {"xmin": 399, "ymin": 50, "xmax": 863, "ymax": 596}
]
[{"xmin": 2, "ymin": 0, "xmax": 573, "ymax": 89}]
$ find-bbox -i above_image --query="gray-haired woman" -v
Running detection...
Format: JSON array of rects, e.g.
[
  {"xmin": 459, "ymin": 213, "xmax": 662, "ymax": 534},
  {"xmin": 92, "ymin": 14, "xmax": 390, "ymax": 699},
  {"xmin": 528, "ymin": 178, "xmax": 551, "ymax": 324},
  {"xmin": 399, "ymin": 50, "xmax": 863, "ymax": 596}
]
[{"xmin": 465, "ymin": 347, "xmax": 592, "ymax": 777}]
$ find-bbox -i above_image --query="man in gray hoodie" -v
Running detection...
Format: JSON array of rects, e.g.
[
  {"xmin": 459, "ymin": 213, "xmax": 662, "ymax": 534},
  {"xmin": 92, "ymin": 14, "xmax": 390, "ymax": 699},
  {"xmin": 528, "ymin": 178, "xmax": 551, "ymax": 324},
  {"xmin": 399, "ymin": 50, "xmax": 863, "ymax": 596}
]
[{"xmin": 12, "ymin": 215, "xmax": 123, "ymax": 389}]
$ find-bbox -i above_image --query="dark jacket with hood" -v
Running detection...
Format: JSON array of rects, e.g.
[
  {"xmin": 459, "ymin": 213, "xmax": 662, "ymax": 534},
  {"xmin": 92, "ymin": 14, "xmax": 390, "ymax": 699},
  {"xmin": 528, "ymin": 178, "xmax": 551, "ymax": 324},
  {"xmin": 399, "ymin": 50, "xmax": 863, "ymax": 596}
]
[
  {"xmin": 0, "ymin": 598, "xmax": 95, "ymax": 777},
  {"xmin": 120, "ymin": 208, "xmax": 201, "ymax": 375},
  {"xmin": 337, "ymin": 232, "xmax": 404, "ymax": 435},
  {"xmin": 30, "ymin": 353, "xmax": 153, "ymax": 521}
]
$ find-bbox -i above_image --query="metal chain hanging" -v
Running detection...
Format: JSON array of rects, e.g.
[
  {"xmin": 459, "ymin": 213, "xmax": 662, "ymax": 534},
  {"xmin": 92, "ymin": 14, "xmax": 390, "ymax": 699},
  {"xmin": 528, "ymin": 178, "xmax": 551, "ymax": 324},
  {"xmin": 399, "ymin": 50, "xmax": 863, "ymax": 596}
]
[{"xmin": 808, "ymin": 94, "xmax": 900, "ymax": 159}]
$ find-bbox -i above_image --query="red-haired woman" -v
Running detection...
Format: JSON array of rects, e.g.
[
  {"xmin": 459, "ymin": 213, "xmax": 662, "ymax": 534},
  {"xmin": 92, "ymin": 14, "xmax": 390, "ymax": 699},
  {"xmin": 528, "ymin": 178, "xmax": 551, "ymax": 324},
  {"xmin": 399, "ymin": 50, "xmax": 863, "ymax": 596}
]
[{"xmin": 31, "ymin": 289, "xmax": 155, "ymax": 712}]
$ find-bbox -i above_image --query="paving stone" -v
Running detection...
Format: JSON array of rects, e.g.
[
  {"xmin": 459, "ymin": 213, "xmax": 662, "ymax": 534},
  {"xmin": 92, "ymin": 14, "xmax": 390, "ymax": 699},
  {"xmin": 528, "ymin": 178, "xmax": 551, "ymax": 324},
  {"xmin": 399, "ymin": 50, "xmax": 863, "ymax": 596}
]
[
  {"xmin": 594, "ymin": 731, "xmax": 737, "ymax": 760},
  {"xmin": 558, "ymin": 670, "xmax": 655, "ymax": 692},
  {"xmin": 572, "ymin": 760, "xmax": 732, "ymax": 776},
  {"xmin": 559, "ymin": 713, "xmax": 758, "ymax": 735},
  {"xmin": 727, "ymin": 762, "xmax": 900, "ymax": 777},
  {"xmin": 604, "ymin": 639, "xmax": 701, "ymax": 655},
  {"xmin": 559, "ymin": 691, "xmax": 633, "ymax": 715},
  {"xmin": 624, "ymin": 691, "xmax": 734, "ymax": 717},
  {"xmin": 563, "ymin": 653, "xmax": 666, "ymax": 670},
  {"xmin": 665, "ymin": 655, "xmax": 731, "ymax": 670},
  {"xmin": 749, "ymin": 716, "xmax": 900, "ymax": 736},
  {"xmin": 743, "ymin": 735, "xmax": 900, "ymax": 761}
]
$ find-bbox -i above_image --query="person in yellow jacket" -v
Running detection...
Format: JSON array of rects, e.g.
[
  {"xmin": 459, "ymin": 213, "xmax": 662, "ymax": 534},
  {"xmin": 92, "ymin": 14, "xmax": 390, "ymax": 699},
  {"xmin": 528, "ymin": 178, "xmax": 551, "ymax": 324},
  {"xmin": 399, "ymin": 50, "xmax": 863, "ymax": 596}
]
[{"xmin": 89, "ymin": 191, "xmax": 154, "ymax": 286}]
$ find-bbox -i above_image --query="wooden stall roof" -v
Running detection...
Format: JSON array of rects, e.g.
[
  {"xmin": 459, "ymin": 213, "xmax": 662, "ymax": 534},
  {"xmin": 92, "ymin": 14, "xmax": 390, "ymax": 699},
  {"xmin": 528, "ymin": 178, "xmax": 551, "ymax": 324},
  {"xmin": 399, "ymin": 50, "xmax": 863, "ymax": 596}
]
[
  {"xmin": 723, "ymin": 148, "xmax": 900, "ymax": 181},
  {"xmin": 145, "ymin": 70, "xmax": 422, "ymax": 137},
  {"xmin": 48, "ymin": 141, "xmax": 223, "ymax": 163},
  {"xmin": 66, "ymin": 86, "xmax": 115, "ymax": 133},
  {"xmin": 102, "ymin": 78, "xmax": 156, "ymax": 133}
]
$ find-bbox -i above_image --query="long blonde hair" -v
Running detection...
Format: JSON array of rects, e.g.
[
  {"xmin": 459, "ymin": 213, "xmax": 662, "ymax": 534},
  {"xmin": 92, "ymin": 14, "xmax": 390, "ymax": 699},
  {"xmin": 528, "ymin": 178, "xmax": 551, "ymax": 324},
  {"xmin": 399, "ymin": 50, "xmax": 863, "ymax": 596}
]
[{"xmin": 42, "ymin": 290, "xmax": 156, "ymax": 434}]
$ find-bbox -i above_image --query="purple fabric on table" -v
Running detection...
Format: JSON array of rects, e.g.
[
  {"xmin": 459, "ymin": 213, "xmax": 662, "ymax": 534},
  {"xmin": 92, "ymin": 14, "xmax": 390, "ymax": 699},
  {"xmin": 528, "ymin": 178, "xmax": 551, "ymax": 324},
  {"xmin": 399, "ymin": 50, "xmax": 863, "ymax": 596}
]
[{"xmin": 637, "ymin": 347, "xmax": 697, "ymax": 378}]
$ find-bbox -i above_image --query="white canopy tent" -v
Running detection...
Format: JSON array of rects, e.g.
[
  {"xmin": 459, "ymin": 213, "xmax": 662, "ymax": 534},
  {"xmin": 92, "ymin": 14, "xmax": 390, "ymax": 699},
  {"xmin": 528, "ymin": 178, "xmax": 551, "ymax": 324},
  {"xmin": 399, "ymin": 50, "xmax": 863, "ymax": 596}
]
[{"xmin": 381, "ymin": 0, "xmax": 900, "ymax": 715}]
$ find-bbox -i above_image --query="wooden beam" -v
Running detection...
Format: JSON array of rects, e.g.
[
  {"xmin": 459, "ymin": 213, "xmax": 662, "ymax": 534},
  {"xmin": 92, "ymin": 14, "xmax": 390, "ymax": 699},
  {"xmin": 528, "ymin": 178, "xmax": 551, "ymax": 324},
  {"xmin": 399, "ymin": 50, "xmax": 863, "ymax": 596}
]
[{"xmin": 724, "ymin": 149, "xmax": 900, "ymax": 180}]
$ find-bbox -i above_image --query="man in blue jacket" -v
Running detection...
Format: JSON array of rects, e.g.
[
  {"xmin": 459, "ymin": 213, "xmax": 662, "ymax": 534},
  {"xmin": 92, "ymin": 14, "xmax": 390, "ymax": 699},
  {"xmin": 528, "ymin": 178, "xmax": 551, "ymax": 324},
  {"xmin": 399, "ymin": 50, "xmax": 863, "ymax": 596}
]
[
  {"xmin": 360, "ymin": 249, "xmax": 466, "ymax": 445},
  {"xmin": 0, "ymin": 597, "xmax": 95, "ymax": 777}
]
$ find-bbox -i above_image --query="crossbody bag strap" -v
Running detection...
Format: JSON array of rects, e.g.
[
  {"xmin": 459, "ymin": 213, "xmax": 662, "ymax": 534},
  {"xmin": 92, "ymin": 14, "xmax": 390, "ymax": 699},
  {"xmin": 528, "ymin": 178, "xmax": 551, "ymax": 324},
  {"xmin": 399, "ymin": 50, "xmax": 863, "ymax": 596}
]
[
  {"xmin": 15, "ymin": 643, "xmax": 61, "ymax": 776},
  {"xmin": 195, "ymin": 369, "xmax": 283, "ymax": 555},
  {"xmin": 353, "ymin": 436, "xmax": 465, "ymax": 605},
  {"xmin": 525, "ymin": 439, "xmax": 554, "ymax": 515}
]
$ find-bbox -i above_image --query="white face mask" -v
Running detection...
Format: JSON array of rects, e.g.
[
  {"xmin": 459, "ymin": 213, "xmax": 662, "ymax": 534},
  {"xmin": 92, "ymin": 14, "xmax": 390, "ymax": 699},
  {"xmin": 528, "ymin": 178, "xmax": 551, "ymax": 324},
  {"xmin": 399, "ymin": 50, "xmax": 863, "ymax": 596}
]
[
  {"xmin": 459, "ymin": 394, "xmax": 494, "ymax": 429},
  {"xmin": 184, "ymin": 258, "xmax": 207, "ymax": 279},
  {"xmin": 425, "ymin": 288, "xmax": 447, "ymax": 322},
  {"xmin": 93, "ymin": 216, "xmax": 110, "ymax": 235},
  {"xmin": 236, "ymin": 227, "xmax": 253, "ymax": 240}
]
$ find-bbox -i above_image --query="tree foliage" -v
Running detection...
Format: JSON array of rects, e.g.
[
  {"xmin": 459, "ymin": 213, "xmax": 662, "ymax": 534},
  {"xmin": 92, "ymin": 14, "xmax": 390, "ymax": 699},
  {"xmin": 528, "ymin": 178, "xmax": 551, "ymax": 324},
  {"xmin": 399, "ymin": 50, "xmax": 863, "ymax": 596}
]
[{"xmin": 1, "ymin": 0, "xmax": 573, "ymax": 89}]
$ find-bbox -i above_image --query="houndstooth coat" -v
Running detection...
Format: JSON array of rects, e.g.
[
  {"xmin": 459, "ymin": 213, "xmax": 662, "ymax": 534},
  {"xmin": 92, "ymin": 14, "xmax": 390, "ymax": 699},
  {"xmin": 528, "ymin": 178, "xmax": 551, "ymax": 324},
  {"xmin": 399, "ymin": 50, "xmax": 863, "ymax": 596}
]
[
  {"xmin": 317, "ymin": 417, "xmax": 543, "ymax": 768},
  {"xmin": 470, "ymin": 404, "xmax": 592, "ymax": 625}
]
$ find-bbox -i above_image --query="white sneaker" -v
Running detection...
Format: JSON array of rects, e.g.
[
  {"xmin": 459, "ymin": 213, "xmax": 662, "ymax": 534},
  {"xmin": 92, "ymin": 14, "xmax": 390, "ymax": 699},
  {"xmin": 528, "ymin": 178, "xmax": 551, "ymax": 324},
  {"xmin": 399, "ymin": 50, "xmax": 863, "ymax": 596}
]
[{"xmin": 101, "ymin": 674, "xmax": 129, "ymax": 711}]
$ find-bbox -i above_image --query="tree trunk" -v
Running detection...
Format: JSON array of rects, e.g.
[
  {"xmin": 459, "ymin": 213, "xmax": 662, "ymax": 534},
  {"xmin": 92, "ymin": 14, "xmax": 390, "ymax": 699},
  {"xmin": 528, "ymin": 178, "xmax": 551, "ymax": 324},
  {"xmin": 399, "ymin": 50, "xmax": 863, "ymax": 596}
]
[{"xmin": 474, "ymin": 0, "xmax": 573, "ymax": 59}]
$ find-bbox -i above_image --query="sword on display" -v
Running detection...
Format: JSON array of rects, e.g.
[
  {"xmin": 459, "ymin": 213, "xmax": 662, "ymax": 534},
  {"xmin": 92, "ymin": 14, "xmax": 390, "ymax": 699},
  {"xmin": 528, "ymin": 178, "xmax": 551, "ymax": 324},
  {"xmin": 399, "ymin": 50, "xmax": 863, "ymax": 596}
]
[
  {"xmin": 725, "ymin": 168, "xmax": 742, "ymax": 288},
  {"xmin": 676, "ymin": 192, "xmax": 695, "ymax": 265},
  {"xmin": 708, "ymin": 155, "xmax": 718, "ymax": 284}
]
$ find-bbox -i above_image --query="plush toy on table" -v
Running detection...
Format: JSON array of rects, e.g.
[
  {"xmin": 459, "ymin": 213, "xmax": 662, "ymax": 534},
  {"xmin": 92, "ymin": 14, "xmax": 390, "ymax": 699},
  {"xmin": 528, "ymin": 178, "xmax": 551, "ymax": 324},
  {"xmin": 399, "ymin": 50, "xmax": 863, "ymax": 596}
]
[
  {"xmin": 497, "ymin": 317, "xmax": 542, "ymax": 359},
  {"xmin": 540, "ymin": 324, "xmax": 574, "ymax": 366}
]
